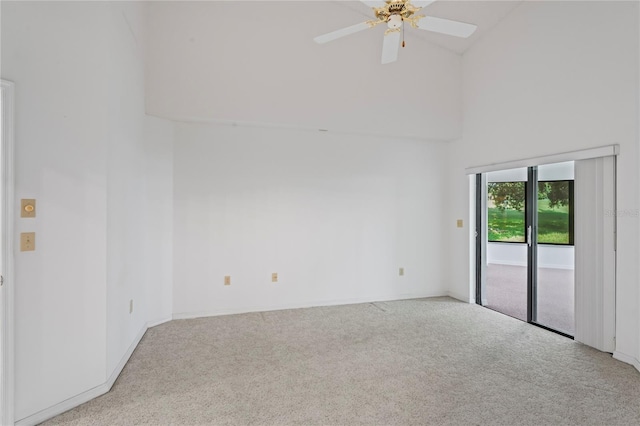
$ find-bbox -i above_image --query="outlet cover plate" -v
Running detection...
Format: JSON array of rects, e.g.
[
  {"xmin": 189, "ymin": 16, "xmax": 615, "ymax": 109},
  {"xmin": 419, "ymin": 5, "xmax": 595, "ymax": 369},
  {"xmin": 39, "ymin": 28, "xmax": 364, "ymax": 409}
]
[
  {"xmin": 20, "ymin": 232, "xmax": 35, "ymax": 251},
  {"xmin": 21, "ymin": 199, "xmax": 36, "ymax": 218}
]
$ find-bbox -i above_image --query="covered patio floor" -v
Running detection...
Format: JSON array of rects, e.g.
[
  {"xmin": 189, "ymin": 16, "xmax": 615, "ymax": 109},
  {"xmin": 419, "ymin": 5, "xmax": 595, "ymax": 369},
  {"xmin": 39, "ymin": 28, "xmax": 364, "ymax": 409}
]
[{"xmin": 485, "ymin": 263, "xmax": 574, "ymax": 336}]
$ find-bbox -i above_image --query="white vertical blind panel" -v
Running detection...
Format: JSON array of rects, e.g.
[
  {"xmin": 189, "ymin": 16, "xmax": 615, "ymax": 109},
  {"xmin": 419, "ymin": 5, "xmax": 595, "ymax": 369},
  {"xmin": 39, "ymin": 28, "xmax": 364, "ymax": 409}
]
[{"xmin": 574, "ymin": 156, "xmax": 616, "ymax": 352}]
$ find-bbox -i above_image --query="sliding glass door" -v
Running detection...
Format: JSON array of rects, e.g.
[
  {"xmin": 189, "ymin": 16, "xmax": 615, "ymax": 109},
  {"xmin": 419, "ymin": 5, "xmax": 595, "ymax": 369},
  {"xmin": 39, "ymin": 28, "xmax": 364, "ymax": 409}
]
[
  {"xmin": 483, "ymin": 168, "xmax": 528, "ymax": 323},
  {"xmin": 535, "ymin": 163, "xmax": 575, "ymax": 335},
  {"xmin": 477, "ymin": 162, "xmax": 575, "ymax": 337}
]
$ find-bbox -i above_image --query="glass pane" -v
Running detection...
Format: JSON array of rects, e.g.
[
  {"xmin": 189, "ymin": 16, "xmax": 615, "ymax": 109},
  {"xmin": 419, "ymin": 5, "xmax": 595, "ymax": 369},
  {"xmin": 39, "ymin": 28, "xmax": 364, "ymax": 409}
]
[
  {"xmin": 536, "ymin": 162, "xmax": 575, "ymax": 335},
  {"xmin": 537, "ymin": 181, "xmax": 572, "ymax": 244},
  {"xmin": 486, "ymin": 257, "xmax": 528, "ymax": 322},
  {"xmin": 487, "ymin": 182, "xmax": 526, "ymax": 243},
  {"xmin": 484, "ymin": 170, "xmax": 528, "ymax": 322}
]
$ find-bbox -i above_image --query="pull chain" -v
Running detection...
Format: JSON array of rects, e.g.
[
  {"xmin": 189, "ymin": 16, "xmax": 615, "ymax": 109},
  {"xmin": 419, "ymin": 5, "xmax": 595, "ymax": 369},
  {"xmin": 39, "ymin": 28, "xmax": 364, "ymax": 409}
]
[{"xmin": 402, "ymin": 21, "xmax": 406, "ymax": 48}]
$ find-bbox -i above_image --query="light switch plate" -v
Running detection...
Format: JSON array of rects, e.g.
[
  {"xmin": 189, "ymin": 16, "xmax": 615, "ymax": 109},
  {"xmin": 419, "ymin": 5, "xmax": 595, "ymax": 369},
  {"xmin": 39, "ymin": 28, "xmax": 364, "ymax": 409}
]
[
  {"xmin": 20, "ymin": 232, "xmax": 35, "ymax": 251},
  {"xmin": 224, "ymin": 276, "xmax": 231, "ymax": 286},
  {"xmin": 456, "ymin": 219, "xmax": 463, "ymax": 228},
  {"xmin": 399, "ymin": 267, "xmax": 404, "ymax": 276},
  {"xmin": 271, "ymin": 272, "xmax": 278, "ymax": 283},
  {"xmin": 21, "ymin": 199, "xmax": 36, "ymax": 218}
]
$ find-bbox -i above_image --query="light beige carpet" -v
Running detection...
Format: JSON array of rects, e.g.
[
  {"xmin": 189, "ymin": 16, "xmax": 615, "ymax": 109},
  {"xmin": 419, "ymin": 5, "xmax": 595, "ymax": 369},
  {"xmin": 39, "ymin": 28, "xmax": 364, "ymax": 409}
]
[{"xmin": 44, "ymin": 297, "xmax": 640, "ymax": 425}]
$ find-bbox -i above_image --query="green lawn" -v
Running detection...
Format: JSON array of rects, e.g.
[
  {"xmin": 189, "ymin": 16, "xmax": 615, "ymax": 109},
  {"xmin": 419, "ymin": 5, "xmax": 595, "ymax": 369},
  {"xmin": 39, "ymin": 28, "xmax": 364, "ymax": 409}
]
[{"xmin": 488, "ymin": 199, "xmax": 570, "ymax": 244}]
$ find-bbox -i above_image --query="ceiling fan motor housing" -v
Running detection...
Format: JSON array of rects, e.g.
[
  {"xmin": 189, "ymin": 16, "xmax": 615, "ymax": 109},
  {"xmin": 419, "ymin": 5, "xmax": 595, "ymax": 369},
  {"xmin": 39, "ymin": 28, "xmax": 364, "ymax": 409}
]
[
  {"xmin": 388, "ymin": 2, "xmax": 406, "ymax": 14},
  {"xmin": 376, "ymin": 1, "xmax": 422, "ymax": 28}
]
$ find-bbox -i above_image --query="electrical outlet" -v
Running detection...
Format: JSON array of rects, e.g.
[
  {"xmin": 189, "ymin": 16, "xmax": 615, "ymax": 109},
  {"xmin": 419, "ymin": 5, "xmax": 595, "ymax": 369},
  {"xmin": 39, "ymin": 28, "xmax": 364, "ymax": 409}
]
[
  {"xmin": 457, "ymin": 219, "xmax": 463, "ymax": 228},
  {"xmin": 224, "ymin": 275, "xmax": 231, "ymax": 286},
  {"xmin": 129, "ymin": 299, "xmax": 133, "ymax": 314},
  {"xmin": 271, "ymin": 272, "xmax": 278, "ymax": 283},
  {"xmin": 399, "ymin": 267, "xmax": 404, "ymax": 276},
  {"xmin": 20, "ymin": 232, "xmax": 35, "ymax": 251}
]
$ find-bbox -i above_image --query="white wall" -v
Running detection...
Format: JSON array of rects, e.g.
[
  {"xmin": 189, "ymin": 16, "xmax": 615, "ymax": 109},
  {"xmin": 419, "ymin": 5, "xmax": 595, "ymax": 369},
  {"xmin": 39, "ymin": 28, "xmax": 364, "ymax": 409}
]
[
  {"xmin": 487, "ymin": 243, "xmax": 574, "ymax": 270},
  {"xmin": 447, "ymin": 1, "xmax": 639, "ymax": 364},
  {"xmin": 2, "ymin": 1, "xmax": 174, "ymax": 421},
  {"xmin": 143, "ymin": 117, "xmax": 174, "ymax": 326},
  {"xmin": 173, "ymin": 123, "xmax": 448, "ymax": 317},
  {"xmin": 105, "ymin": 2, "xmax": 174, "ymax": 376},
  {"xmin": 2, "ymin": 2, "xmax": 110, "ymax": 418}
]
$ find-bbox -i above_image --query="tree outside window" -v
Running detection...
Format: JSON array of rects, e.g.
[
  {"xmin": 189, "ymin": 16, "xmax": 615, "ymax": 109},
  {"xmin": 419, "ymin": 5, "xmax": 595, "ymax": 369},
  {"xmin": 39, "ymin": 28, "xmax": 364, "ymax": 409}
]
[{"xmin": 487, "ymin": 181, "xmax": 573, "ymax": 245}]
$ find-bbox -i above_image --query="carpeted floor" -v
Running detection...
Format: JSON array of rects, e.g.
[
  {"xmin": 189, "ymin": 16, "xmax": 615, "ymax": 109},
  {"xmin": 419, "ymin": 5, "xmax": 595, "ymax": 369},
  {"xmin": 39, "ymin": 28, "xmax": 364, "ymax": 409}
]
[
  {"xmin": 486, "ymin": 264, "xmax": 574, "ymax": 335},
  {"xmin": 44, "ymin": 297, "xmax": 640, "ymax": 426}
]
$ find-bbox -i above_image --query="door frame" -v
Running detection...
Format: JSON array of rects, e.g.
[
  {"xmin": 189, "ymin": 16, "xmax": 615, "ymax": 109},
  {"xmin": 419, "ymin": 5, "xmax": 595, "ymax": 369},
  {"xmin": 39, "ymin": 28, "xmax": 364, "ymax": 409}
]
[
  {"xmin": 1, "ymin": 79, "xmax": 16, "ymax": 426},
  {"xmin": 525, "ymin": 166, "xmax": 538, "ymax": 324},
  {"xmin": 476, "ymin": 165, "xmax": 574, "ymax": 338},
  {"xmin": 474, "ymin": 174, "xmax": 482, "ymax": 306}
]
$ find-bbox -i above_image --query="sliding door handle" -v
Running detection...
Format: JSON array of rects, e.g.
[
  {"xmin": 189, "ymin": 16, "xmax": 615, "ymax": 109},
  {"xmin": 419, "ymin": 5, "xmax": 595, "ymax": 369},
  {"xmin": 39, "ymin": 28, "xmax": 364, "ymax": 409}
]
[{"xmin": 527, "ymin": 226, "xmax": 532, "ymax": 247}]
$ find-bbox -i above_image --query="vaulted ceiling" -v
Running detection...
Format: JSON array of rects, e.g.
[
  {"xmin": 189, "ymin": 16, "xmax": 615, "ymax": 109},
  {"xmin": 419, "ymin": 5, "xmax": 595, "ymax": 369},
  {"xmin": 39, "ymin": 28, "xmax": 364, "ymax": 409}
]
[{"xmin": 145, "ymin": 1, "xmax": 523, "ymax": 140}]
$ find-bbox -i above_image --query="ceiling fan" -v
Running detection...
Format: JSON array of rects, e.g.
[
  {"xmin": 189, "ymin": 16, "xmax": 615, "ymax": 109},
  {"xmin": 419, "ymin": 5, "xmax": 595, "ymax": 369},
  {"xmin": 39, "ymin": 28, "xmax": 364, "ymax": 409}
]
[{"xmin": 313, "ymin": 0, "xmax": 477, "ymax": 64}]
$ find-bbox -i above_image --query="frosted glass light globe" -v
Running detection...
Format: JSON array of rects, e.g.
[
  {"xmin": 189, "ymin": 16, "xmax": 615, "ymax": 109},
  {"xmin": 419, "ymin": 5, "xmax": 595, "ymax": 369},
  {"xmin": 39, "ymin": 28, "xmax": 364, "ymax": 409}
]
[{"xmin": 387, "ymin": 15, "xmax": 402, "ymax": 30}]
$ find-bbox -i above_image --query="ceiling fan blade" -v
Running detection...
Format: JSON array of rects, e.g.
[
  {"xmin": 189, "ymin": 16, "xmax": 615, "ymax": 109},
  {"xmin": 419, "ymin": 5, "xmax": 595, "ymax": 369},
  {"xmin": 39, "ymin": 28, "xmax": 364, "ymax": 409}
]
[
  {"xmin": 381, "ymin": 31, "xmax": 401, "ymax": 64},
  {"xmin": 314, "ymin": 21, "xmax": 373, "ymax": 44},
  {"xmin": 416, "ymin": 16, "xmax": 477, "ymax": 38},
  {"xmin": 410, "ymin": 1, "xmax": 436, "ymax": 9},
  {"xmin": 360, "ymin": 1, "xmax": 387, "ymax": 8}
]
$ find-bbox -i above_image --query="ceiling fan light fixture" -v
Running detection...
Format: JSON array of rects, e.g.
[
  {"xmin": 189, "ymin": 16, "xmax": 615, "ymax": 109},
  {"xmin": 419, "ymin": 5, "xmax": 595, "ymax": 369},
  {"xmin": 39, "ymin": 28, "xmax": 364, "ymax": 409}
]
[{"xmin": 387, "ymin": 14, "xmax": 403, "ymax": 30}]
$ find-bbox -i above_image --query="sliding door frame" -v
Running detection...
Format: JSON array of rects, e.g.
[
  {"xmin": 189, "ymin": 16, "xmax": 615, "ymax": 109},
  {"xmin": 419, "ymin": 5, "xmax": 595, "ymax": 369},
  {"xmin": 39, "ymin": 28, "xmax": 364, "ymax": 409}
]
[
  {"xmin": 475, "ymin": 174, "xmax": 482, "ymax": 306},
  {"xmin": 476, "ymin": 165, "xmax": 574, "ymax": 338},
  {"xmin": 526, "ymin": 167, "xmax": 537, "ymax": 324}
]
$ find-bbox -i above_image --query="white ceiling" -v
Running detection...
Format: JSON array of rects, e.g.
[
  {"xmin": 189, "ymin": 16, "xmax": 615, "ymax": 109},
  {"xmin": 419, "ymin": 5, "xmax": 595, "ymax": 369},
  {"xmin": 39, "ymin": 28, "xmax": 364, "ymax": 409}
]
[{"xmin": 145, "ymin": 1, "xmax": 523, "ymax": 140}]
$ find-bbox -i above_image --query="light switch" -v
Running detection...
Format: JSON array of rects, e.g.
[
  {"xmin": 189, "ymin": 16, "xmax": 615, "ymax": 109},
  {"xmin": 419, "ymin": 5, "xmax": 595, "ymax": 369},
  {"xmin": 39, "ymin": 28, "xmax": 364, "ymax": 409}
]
[
  {"xmin": 457, "ymin": 219, "xmax": 463, "ymax": 228},
  {"xmin": 20, "ymin": 232, "xmax": 35, "ymax": 251},
  {"xmin": 224, "ymin": 276, "xmax": 231, "ymax": 286},
  {"xmin": 21, "ymin": 199, "xmax": 36, "ymax": 218},
  {"xmin": 271, "ymin": 272, "xmax": 278, "ymax": 283},
  {"xmin": 399, "ymin": 267, "xmax": 404, "ymax": 276}
]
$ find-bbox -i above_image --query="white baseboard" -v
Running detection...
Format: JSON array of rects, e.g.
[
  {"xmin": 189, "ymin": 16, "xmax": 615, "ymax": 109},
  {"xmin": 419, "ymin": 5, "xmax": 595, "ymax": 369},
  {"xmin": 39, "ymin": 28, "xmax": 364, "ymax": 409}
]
[
  {"xmin": 613, "ymin": 351, "xmax": 640, "ymax": 373},
  {"xmin": 15, "ymin": 382, "xmax": 110, "ymax": 426},
  {"xmin": 106, "ymin": 325, "xmax": 147, "ymax": 389},
  {"xmin": 172, "ymin": 292, "xmax": 449, "ymax": 320},
  {"xmin": 538, "ymin": 264, "xmax": 574, "ymax": 270},
  {"xmin": 147, "ymin": 316, "xmax": 172, "ymax": 328},
  {"xmin": 447, "ymin": 291, "xmax": 474, "ymax": 303},
  {"xmin": 489, "ymin": 260, "xmax": 574, "ymax": 270},
  {"xmin": 492, "ymin": 260, "xmax": 525, "ymax": 267},
  {"xmin": 16, "ymin": 323, "xmax": 150, "ymax": 426}
]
